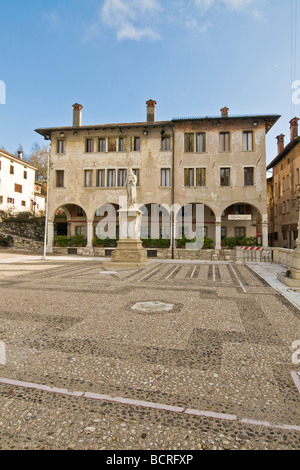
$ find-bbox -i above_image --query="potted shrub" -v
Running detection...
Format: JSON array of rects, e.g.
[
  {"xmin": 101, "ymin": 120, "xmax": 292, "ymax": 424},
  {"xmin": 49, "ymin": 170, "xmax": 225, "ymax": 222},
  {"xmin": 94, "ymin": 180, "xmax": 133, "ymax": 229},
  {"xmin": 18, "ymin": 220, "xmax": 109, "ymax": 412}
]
[
  {"xmin": 55, "ymin": 235, "xmax": 68, "ymax": 247},
  {"xmin": 68, "ymin": 234, "xmax": 86, "ymax": 247}
]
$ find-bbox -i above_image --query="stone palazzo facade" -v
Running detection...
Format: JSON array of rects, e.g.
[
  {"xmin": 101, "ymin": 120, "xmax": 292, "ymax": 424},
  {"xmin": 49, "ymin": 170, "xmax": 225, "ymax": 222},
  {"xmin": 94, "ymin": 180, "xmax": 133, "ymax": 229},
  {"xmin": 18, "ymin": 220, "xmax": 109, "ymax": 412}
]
[{"xmin": 35, "ymin": 101, "xmax": 279, "ymax": 257}]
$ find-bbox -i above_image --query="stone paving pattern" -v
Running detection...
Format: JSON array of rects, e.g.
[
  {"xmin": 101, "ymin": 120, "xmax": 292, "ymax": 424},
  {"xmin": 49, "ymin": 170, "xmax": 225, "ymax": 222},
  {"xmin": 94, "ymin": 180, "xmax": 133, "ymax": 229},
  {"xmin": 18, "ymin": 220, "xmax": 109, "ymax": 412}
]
[{"xmin": 0, "ymin": 254, "xmax": 300, "ymax": 450}]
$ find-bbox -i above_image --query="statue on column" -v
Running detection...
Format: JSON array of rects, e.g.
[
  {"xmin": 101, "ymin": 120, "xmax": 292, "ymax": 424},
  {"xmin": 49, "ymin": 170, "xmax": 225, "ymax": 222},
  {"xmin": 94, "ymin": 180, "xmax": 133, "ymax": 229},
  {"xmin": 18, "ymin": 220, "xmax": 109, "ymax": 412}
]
[{"xmin": 126, "ymin": 169, "xmax": 137, "ymax": 205}]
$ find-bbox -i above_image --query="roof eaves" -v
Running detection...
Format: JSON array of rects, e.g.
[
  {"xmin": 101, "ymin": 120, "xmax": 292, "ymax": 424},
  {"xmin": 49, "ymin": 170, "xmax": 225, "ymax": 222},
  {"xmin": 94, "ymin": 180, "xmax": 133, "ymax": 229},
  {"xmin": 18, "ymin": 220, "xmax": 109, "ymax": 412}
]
[
  {"xmin": 0, "ymin": 149, "xmax": 38, "ymax": 170},
  {"xmin": 267, "ymin": 137, "xmax": 300, "ymax": 170}
]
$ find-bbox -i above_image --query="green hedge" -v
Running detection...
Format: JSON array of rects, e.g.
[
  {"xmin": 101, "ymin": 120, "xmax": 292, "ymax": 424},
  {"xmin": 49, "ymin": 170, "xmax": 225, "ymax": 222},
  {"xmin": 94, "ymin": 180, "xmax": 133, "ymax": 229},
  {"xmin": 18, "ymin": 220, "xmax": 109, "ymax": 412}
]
[
  {"xmin": 92, "ymin": 236, "xmax": 117, "ymax": 247},
  {"xmin": 55, "ymin": 235, "xmax": 87, "ymax": 247},
  {"xmin": 223, "ymin": 236, "xmax": 259, "ymax": 248},
  {"xmin": 176, "ymin": 235, "xmax": 213, "ymax": 249},
  {"xmin": 141, "ymin": 238, "xmax": 170, "ymax": 248}
]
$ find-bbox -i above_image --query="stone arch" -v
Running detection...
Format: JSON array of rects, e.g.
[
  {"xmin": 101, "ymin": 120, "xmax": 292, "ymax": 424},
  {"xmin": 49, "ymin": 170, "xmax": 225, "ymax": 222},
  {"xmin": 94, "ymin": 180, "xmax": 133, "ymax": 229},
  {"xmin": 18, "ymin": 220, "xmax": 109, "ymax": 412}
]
[
  {"xmin": 53, "ymin": 203, "xmax": 87, "ymax": 240},
  {"xmin": 220, "ymin": 201, "xmax": 263, "ymax": 245},
  {"xmin": 94, "ymin": 203, "xmax": 121, "ymax": 240},
  {"xmin": 139, "ymin": 203, "xmax": 171, "ymax": 240},
  {"xmin": 175, "ymin": 202, "xmax": 216, "ymax": 244}
]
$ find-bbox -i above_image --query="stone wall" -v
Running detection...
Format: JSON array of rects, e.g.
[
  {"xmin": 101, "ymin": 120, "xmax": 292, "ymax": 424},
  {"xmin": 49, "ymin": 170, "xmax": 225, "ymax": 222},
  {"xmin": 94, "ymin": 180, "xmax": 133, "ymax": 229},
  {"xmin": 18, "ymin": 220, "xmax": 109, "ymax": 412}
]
[
  {"xmin": 272, "ymin": 247, "xmax": 293, "ymax": 267},
  {"xmin": 0, "ymin": 219, "xmax": 45, "ymax": 241},
  {"xmin": 0, "ymin": 230, "xmax": 43, "ymax": 253}
]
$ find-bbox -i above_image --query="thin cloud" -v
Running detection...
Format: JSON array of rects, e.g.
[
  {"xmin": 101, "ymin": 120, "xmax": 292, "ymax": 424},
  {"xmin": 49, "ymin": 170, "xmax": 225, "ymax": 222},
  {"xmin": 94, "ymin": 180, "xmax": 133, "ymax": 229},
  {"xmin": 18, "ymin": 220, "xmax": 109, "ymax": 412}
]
[
  {"xmin": 100, "ymin": 0, "xmax": 161, "ymax": 42},
  {"xmin": 194, "ymin": 0, "xmax": 257, "ymax": 9},
  {"xmin": 84, "ymin": 0, "xmax": 265, "ymax": 43}
]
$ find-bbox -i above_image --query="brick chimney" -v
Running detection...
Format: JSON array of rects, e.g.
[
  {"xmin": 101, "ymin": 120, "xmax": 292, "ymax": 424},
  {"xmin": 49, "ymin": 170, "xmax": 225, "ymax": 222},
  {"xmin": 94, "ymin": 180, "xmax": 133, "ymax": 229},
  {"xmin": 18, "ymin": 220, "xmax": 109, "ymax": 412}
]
[
  {"xmin": 290, "ymin": 117, "xmax": 299, "ymax": 141},
  {"xmin": 146, "ymin": 99, "xmax": 157, "ymax": 124},
  {"xmin": 221, "ymin": 107, "xmax": 229, "ymax": 118},
  {"xmin": 276, "ymin": 134, "xmax": 285, "ymax": 154},
  {"xmin": 73, "ymin": 103, "xmax": 83, "ymax": 127}
]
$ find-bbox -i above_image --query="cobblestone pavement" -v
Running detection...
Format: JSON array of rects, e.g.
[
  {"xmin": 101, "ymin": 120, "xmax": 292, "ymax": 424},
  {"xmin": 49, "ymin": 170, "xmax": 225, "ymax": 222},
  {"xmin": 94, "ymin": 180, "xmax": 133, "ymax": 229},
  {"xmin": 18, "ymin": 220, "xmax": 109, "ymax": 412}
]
[{"xmin": 0, "ymin": 253, "xmax": 300, "ymax": 450}]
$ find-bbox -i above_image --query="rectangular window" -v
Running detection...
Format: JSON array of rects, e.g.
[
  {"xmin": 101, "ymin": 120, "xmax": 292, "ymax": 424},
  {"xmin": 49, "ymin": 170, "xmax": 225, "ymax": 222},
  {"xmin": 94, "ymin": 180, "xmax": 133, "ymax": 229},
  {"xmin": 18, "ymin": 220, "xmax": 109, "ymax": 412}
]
[
  {"xmin": 196, "ymin": 133, "xmax": 206, "ymax": 153},
  {"xmin": 196, "ymin": 227, "xmax": 207, "ymax": 237},
  {"xmin": 96, "ymin": 169, "xmax": 105, "ymax": 188},
  {"xmin": 108, "ymin": 138, "xmax": 117, "ymax": 152},
  {"xmin": 118, "ymin": 169, "xmax": 127, "ymax": 187},
  {"xmin": 0, "ymin": 196, "xmax": 3, "ymax": 204},
  {"xmin": 221, "ymin": 227, "xmax": 226, "ymax": 239},
  {"xmin": 235, "ymin": 204, "xmax": 245, "ymax": 215},
  {"xmin": 184, "ymin": 168, "xmax": 194, "ymax": 187},
  {"xmin": 119, "ymin": 137, "xmax": 124, "ymax": 152},
  {"xmin": 220, "ymin": 168, "xmax": 230, "ymax": 186},
  {"xmin": 98, "ymin": 138, "xmax": 106, "ymax": 153},
  {"xmin": 107, "ymin": 169, "xmax": 116, "ymax": 187},
  {"xmin": 14, "ymin": 183, "xmax": 23, "ymax": 193},
  {"xmin": 184, "ymin": 133, "xmax": 194, "ymax": 153},
  {"xmin": 161, "ymin": 136, "xmax": 170, "ymax": 151},
  {"xmin": 21, "ymin": 201, "xmax": 26, "ymax": 207},
  {"xmin": 10, "ymin": 165, "xmax": 14, "ymax": 175},
  {"xmin": 244, "ymin": 167, "xmax": 254, "ymax": 186},
  {"xmin": 220, "ymin": 132, "xmax": 230, "ymax": 152},
  {"xmin": 235, "ymin": 227, "xmax": 246, "ymax": 238},
  {"xmin": 56, "ymin": 170, "xmax": 64, "ymax": 188},
  {"xmin": 86, "ymin": 139, "xmax": 94, "ymax": 153},
  {"xmin": 132, "ymin": 169, "xmax": 140, "ymax": 186},
  {"xmin": 243, "ymin": 131, "xmax": 253, "ymax": 151},
  {"xmin": 76, "ymin": 206, "xmax": 85, "ymax": 217},
  {"xmin": 75, "ymin": 226, "xmax": 85, "ymax": 235},
  {"xmin": 132, "ymin": 137, "xmax": 140, "ymax": 151},
  {"xmin": 161, "ymin": 168, "xmax": 171, "ymax": 187},
  {"xmin": 196, "ymin": 168, "xmax": 206, "ymax": 186},
  {"xmin": 57, "ymin": 140, "xmax": 65, "ymax": 154},
  {"xmin": 84, "ymin": 170, "xmax": 93, "ymax": 187},
  {"xmin": 141, "ymin": 226, "xmax": 149, "ymax": 238},
  {"xmin": 24, "ymin": 170, "xmax": 27, "ymax": 179},
  {"xmin": 7, "ymin": 198, "xmax": 15, "ymax": 204}
]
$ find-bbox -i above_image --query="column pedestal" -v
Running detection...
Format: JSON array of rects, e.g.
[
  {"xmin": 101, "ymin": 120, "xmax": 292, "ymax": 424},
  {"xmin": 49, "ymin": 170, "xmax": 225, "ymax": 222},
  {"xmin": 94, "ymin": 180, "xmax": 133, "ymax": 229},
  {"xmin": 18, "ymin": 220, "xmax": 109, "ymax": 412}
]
[
  {"xmin": 103, "ymin": 205, "xmax": 149, "ymax": 267},
  {"xmin": 278, "ymin": 249, "xmax": 300, "ymax": 287}
]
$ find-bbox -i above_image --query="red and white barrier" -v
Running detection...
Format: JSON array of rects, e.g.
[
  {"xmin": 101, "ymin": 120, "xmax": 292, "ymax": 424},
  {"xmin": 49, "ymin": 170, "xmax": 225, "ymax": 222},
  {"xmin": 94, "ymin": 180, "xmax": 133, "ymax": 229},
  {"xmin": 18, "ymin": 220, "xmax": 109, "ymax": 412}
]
[{"xmin": 241, "ymin": 247, "xmax": 264, "ymax": 251}]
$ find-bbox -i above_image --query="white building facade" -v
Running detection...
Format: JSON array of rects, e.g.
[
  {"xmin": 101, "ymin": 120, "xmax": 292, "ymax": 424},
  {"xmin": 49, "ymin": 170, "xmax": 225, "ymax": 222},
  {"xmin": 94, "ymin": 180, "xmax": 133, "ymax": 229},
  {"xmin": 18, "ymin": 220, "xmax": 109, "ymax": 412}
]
[{"xmin": 0, "ymin": 149, "xmax": 40, "ymax": 214}]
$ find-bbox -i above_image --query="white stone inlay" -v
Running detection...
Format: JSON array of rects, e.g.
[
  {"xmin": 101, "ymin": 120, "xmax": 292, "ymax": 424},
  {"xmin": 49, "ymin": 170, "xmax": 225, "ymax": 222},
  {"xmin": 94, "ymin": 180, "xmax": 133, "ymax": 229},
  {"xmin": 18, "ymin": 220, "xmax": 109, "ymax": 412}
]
[{"xmin": 131, "ymin": 301, "xmax": 174, "ymax": 313}]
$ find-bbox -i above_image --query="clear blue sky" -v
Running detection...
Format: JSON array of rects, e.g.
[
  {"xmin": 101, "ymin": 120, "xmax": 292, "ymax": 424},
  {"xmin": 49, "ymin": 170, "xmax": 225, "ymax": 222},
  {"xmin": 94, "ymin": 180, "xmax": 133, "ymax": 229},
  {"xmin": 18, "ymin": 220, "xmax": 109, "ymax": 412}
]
[{"xmin": 0, "ymin": 0, "xmax": 299, "ymax": 165}]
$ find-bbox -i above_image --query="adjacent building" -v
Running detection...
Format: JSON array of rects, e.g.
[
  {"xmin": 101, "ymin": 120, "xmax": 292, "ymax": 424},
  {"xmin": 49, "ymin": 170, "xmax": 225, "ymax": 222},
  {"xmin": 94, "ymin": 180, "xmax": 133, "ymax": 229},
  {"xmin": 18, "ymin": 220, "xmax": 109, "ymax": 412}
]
[
  {"xmin": 267, "ymin": 117, "xmax": 300, "ymax": 248},
  {"xmin": 35, "ymin": 101, "xmax": 279, "ymax": 255},
  {"xmin": 0, "ymin": 149, "xmax": 45, "ymax": 214}
]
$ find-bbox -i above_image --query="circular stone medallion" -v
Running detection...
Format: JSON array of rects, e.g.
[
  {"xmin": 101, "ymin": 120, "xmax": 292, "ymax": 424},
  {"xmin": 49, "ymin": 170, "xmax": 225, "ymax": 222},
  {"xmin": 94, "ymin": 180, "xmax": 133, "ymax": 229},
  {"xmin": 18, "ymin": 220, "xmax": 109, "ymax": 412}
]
[{"xmin": 131, "ymin": 301, "xmax": 174, "ymax": 314}]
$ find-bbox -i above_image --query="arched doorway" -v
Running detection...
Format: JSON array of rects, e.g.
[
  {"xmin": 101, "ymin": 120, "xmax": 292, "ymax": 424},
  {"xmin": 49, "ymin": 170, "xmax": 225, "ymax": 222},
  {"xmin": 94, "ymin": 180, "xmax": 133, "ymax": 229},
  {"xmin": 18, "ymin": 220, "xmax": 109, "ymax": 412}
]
[
  {"xmin": 94, "ymin": 203, "xmax": 120, "ymax": 242},
  {"xmin": 221, "ymin": 202, "xmax": 262, "ymax": 245},
  {"xmin": 139, "ymin": 204, "xmax": 171, "ymax": 241},
  {"xmin": 54, "ymin": 204, "xmax": 87, "ymax": 241},
  {"xmin": 175, "ymin": 203, "xmax": 216, "ymax": 248}
]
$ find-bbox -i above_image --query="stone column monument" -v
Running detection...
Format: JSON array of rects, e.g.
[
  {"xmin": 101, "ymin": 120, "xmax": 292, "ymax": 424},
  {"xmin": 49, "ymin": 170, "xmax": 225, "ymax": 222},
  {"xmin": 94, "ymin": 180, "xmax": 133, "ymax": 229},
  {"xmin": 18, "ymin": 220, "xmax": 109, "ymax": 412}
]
[{"xmin": 103, "ymin": 169, "xmax": 148, "ymax": 267}]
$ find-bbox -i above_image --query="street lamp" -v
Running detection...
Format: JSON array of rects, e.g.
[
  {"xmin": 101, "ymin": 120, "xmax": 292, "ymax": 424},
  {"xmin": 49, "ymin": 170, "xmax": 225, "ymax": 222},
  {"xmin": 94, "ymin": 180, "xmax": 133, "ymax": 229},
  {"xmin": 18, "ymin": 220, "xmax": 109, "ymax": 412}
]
[{"xmin": 42, "ymin": 150, "xmax": 50, "ymax": 260}]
